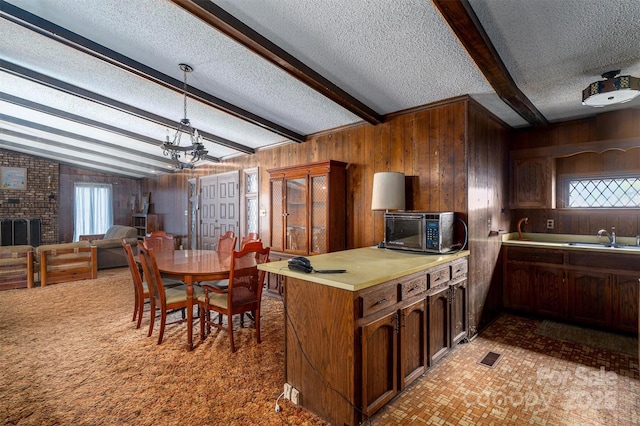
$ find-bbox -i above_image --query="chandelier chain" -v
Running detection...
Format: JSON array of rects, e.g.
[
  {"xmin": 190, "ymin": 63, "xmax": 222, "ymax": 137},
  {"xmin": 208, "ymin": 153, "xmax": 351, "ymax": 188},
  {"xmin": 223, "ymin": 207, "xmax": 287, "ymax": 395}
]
[
  {"xmin": 182, "ymin": 66, "xmax": 188, "ymax": 121},
  {"xmin": 160, "ymin": 63, "xmax": 208, "ymax": 170}
]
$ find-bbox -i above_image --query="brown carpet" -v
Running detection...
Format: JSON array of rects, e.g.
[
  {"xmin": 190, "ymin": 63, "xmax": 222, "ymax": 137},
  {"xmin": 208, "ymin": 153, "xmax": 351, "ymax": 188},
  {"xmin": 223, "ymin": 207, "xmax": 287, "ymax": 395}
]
[{"xmin": 0, "ymin": 269, "xmax": 327, "ymax": 426}]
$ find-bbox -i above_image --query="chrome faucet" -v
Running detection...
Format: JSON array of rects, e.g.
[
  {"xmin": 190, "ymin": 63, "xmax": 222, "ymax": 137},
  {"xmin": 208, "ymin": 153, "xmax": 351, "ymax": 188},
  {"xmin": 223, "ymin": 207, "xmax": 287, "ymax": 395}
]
[{"xmin": 597, "ymin": 227, "xmax": 616, "ymax": 245}]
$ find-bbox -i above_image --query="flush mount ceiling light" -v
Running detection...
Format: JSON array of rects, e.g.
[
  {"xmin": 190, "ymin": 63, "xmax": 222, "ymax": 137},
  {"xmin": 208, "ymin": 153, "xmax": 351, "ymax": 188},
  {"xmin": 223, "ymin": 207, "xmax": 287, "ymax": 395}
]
[
  {"xmin": 582, "ymin": 70, "xmax": 640, "ymax": 107},
  {"xmin": 161, "ymin": 63, "xmax": 208, "ymax": 169}
]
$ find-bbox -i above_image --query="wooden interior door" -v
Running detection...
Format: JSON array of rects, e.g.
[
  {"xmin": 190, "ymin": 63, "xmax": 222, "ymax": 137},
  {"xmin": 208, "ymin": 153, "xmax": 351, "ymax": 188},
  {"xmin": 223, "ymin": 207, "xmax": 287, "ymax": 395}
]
[{"xmin": 199, "ymin": 171, "xmax": 239, "ymax": 250}]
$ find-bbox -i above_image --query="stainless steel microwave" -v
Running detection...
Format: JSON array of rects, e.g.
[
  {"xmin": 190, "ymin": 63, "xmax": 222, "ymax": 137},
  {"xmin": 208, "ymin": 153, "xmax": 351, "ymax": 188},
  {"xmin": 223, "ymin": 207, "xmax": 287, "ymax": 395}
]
[{"xmin": 384, "ymin": 211, "xmax": 455, "ymax": 253}]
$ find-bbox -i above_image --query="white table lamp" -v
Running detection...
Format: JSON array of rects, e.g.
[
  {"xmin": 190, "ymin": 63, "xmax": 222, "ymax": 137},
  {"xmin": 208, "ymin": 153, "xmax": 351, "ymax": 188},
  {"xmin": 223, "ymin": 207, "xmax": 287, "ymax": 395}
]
[{"xmin": 371, "ymin": 172, "xmax": 405, "ymax": 211}]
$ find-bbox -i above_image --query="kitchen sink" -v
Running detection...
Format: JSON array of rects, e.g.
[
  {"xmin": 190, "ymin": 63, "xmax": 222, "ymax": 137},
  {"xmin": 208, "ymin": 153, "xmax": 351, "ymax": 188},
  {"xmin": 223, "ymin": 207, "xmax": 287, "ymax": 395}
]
[{"xmin": 565, "ymin": 242, "xmax": 640, "ymax": 250}]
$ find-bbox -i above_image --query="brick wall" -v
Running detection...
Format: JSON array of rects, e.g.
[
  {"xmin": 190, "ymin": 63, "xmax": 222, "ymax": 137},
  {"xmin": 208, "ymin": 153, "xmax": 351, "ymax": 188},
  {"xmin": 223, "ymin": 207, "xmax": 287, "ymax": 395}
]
[{"xmin": 0, "ymin": 149, "xmax": 59, "ymax": 244}]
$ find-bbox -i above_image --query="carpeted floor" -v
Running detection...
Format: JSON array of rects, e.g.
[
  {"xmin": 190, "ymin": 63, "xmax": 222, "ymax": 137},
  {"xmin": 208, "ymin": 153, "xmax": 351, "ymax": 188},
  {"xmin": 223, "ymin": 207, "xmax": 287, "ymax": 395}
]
[
  {"xmin": 1, "ymin": 269, "xmax": 639, "ymax": 425},
  {"xmin": 0, "ymin": 269, "xmax": 327, "ymax": 426}
]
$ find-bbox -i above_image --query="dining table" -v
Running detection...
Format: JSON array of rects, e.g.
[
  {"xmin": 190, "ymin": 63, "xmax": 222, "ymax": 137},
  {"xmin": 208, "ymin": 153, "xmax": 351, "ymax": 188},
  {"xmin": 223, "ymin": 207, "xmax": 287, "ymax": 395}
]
[{"xmin": 153, "ymin": 249, "xmax": 232, "ymax": 351}]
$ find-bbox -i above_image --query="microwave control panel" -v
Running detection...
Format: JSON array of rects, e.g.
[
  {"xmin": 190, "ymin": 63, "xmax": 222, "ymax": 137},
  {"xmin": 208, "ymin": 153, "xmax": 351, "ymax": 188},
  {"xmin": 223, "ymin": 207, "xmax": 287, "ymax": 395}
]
[{"xmin": 425, "ymin": 220, "xmax": 441, "ymax": 250}]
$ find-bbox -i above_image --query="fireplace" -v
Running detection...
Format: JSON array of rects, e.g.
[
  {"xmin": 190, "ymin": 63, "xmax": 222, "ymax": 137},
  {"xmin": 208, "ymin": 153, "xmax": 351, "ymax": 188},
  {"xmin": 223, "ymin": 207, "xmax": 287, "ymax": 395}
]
[{"xmin": 0, "ymin": 218, "xmax": 41, "ymax": 247}]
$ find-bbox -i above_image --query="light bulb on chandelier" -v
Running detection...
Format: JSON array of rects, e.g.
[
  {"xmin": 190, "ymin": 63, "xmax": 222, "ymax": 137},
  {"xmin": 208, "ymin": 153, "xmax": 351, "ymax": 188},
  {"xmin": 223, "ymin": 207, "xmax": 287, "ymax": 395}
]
[{"xmin": 161, "ymin": 63, "xmax": 208, "ymax": 169}]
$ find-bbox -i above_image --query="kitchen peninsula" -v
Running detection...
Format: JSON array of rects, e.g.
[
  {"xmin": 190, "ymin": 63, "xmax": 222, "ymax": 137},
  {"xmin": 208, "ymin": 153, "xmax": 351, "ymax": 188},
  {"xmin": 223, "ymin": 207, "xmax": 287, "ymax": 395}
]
[{"xmin": 259, "ymin": 247, "xmax": 469, "ymax": 425}]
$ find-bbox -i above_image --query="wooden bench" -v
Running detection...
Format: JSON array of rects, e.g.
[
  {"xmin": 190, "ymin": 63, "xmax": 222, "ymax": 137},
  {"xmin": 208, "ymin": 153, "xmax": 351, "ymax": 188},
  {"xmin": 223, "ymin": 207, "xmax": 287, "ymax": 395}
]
[{"xmin": 36, "ymin": 242, "xmax": 97, "ymax": 287}]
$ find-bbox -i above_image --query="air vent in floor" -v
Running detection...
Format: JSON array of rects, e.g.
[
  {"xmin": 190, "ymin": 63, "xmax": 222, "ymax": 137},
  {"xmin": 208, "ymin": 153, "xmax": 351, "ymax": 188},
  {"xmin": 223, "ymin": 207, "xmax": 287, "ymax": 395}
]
[{"xmin": 478, "ymin": 351, "xmax": 502, "ymax": 368}]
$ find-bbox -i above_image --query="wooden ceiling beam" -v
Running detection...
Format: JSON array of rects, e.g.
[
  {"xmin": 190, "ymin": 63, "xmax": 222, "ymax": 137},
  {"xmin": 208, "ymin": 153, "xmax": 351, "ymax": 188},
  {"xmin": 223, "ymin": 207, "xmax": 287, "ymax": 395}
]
[
  {"xmin": 431, "ymin": 0, "xmax": 548, "ymax": 126},
  {"xmin": 0, "ymin": 1, "xmax": 304, "ymax": 143},
  {"xmin": 170, "ymin": 0, "xmax": 384, "ymax": 125}
]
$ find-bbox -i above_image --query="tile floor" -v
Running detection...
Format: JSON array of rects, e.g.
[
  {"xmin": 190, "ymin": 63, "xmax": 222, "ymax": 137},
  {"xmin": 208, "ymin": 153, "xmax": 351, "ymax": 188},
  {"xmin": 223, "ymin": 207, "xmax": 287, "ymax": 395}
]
[{"xmin": 370, "ymin": 313, "xmax": 639, "ymax": 425}]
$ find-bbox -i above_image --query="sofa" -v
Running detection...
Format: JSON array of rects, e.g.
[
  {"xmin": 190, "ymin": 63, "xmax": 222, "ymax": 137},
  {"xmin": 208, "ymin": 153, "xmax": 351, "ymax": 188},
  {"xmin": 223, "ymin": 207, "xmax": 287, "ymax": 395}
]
[
  {"xmin": 0, "ymin": 245, "xmax": 34, "ymax": 290},
  {"xmin": 79, "ymin": 225, "xmax": 139, "ymax": 269},
  {"xmin": 36, "ymin": 241, "xmax": 97, "ymax": 287}
]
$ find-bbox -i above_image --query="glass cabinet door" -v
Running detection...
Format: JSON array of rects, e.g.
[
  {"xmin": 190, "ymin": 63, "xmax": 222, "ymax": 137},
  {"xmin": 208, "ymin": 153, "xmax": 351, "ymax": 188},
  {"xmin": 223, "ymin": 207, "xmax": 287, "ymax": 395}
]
[
  {"xmin": 270, "ymin": 179, "xmax": 283, "ymax": 251},
  {"xmin": 310, "ymin": 175, "xmax": 328, "ymax": 254},
  {"xmin": 285, "ymin": 176, "xmax": 308, "ymax": 253}
]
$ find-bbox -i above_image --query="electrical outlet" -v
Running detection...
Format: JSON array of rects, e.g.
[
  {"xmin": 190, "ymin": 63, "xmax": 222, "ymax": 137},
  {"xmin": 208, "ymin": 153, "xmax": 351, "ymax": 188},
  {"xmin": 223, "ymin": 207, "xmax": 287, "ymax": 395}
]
[
  {"xmin": 291, "ymin": 388, "xmax": 300, "ymax": 405},
  {"xmin": 283, "ymin": 383, "xmax": 292, "ymax": 400},
  {"xmin": 547, "ymin": 219, "xmax": 555, "ymax": 229}
]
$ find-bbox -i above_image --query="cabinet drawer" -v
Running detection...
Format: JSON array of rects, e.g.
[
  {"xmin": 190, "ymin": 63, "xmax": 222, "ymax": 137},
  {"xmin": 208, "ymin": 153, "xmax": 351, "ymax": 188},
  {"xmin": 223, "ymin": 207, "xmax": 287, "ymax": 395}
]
[
  {"xmin": 399, "ymin": 274, "xmax": 427, "ymax": 300},
  {"xmin": 360, "ymin": 285, "xmax": 397, "ymax": 317},
  {"xmin": 450, "ymin": 260, "xmax": 467, "ymax": 280},
  {"xmin": 507, "ymin": 247, "xmax": 563, "ymax": 264},
  {"xmin": 427, "ymin": 266, "xmax": 450, "ymax": 289}
]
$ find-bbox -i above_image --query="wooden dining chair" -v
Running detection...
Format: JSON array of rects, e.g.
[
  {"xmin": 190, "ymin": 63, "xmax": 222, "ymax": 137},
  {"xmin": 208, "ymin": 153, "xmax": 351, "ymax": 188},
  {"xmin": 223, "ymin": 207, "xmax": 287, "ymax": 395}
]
[
  {"xmin": 199, "ymin": 231, "xmax": 239, "ymax": 291},
  {"xmin": 198, "ymin": 241, "xmax": 270, "ymax": 352},
  {"xmin": 217, "ymin": 231, "xmax": 237, "ymax": 252},
  {"xmin": 121, "ymin": 239, "xmax": 185, "ymax": 330},
  {"xmin": 138, "ymin": 241, "xmax": 202, "ymax": 345},
  {"xmin": 143, "ymin": 231, "xmax": 175, "ymax": 253},
  {"xmin": 122, "ymin": 239, "xmax": 148, "ymax": 329},
  {"xmin": 240, "ymin": 232, "xmax": 261, "ymax": 249}
]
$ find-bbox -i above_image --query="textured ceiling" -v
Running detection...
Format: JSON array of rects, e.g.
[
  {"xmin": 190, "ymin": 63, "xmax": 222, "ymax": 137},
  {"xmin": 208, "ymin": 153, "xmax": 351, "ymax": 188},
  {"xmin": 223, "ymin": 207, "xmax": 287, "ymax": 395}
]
[{"xmin": 1, "ymin": 0, "xmax": 639, "ymax": 178}]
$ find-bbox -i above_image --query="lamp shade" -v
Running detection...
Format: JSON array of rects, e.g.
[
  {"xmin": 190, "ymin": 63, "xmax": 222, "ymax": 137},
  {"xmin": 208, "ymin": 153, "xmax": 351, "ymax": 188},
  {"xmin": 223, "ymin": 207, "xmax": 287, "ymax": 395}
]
[{"xmin": 371, "ymin": 172, "xmax": 405, "ymax": 210}]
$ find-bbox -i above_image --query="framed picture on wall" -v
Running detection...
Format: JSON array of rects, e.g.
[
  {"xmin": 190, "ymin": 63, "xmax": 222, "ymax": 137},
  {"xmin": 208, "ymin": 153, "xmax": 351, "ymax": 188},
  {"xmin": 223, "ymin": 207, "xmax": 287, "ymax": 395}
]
[{"xmin": 1, "ymin": 167, "xmax": 27, "ymax": 190}]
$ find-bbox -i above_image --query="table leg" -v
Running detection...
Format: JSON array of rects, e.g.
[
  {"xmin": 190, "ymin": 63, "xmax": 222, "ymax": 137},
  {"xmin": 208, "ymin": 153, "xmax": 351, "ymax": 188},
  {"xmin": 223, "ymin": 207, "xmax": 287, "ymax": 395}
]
[{"xmin": 186, "ymin": 277, "xmax": 194, "ymax": 351}]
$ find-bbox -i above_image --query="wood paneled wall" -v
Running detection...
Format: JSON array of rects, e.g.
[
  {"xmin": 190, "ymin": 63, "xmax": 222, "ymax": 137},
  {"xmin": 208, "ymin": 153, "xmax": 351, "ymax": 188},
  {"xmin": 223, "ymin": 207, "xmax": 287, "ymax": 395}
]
[
  {"xmin": 512, "ymin": 109, "xmax": 640, "ymax": 239},
  {"xmin": 148, "ymin": 98, "xmax": 475, "ymax": 249},
  {"xmin": 467, "ymin": 101, "xmax": 511, "ymax": 333},
  {"xmin": 145, "ymin": 96, "xmax": 512, "ymax": 335}
]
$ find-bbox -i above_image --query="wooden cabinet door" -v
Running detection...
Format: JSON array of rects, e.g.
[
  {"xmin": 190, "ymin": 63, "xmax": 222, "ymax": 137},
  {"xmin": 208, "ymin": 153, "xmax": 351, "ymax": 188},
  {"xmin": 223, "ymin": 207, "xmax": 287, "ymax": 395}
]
[
  {"xmin": 284, "ymin": 175, "xmax": 308, "ymax": 254},
  {"xmin": 361, "ymin": 310, "xmax": 398, "ymax": 416},
  {"xmin": 268, "ymin": 161, "xmax": 347, "ymax": 256},
  {"xmin": 270, "ymin": 179, "xmax": 284, "ymax": 252},
  {"xmin": 568, "ymin": 270, "xmax": 611, "ymax": 328},
  {"xmin": 534, "ymin": 266, "xmax": 566, "ymax": 319},
  {"xmin": 264, "ymin": 253, "xmax": 290, "ymax": 299},
  {"xmin": 510, "ymin": 156, "xmax": 554, "ymax": 209},
  {"xmin": 504, "ymin": 263, "xmax": 534, "ymax": 312},
  {"xmin": 428, "ymin": 286, "xmax": 450, "ymax": 366},
  {"xmin": 612, "ymin": 273, "xmax": 639, "ymax": 333},
  {"xmin": 398, "ymin": 298, "xmax": 427, "ymax": 390},
  {"xmin": 450, "ymin": 280, "xmax": 468, "ymax": 346}
]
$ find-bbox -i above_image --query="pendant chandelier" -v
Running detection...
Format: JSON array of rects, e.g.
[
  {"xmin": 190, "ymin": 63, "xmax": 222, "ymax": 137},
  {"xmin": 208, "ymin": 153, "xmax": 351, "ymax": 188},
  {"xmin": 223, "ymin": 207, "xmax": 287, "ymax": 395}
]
[{"xmin": 161, "ymin": 63, "xmax": 208, "ymax": 169}]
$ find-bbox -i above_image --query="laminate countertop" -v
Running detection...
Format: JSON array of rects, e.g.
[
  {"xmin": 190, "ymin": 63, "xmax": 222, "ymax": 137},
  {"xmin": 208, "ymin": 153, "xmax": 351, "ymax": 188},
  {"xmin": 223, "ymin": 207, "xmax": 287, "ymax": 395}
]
[
  {"xmin": 502, "ymin": 232, "xmax": 640, "ymax": 254},
  {"xmin": 258, "ymin": 247, "xmax": 469, "ymax": 291}
]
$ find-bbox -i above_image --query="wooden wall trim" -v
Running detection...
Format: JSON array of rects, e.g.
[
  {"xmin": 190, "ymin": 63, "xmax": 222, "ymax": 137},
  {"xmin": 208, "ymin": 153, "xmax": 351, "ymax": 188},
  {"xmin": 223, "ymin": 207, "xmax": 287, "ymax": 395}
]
[{"xmin": 511, "ymin": 137, "xmax": 640, "ymax": 159}]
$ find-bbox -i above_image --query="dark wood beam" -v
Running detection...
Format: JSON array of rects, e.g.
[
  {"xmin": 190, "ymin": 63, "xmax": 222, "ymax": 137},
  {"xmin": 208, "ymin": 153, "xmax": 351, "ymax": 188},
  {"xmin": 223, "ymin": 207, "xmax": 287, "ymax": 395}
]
[
  {"xmin": 431, "ymin": 0, "xmax": 548, "ymax": 126},
  {"xmin": 0, "ymin": 1, "xmax": 304, "ymax": 143},
  {"xmin": 170, "ymin": 0, "xmax": 384, "ymax": 125},
  {"xmin": 0, "ymin": 60, "xmax": 239, "ymax": 159}
]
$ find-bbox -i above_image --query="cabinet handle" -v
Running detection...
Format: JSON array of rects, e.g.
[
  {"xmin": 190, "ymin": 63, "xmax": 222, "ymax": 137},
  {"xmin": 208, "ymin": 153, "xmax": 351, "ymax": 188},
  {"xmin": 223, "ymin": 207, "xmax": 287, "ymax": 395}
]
[{"xmin": 372, "ymin": 298, "xmax": 388, "ymax": 307}]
